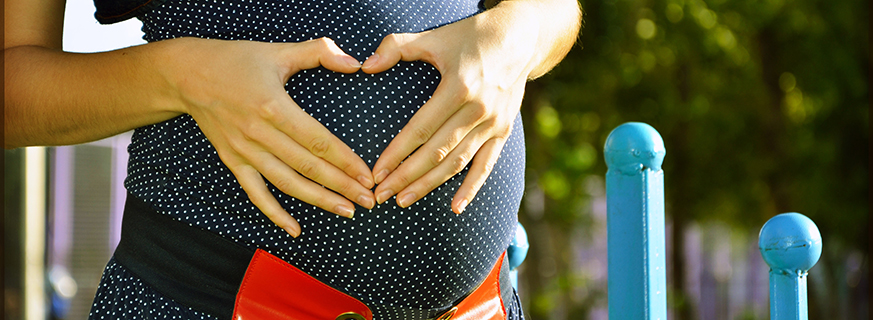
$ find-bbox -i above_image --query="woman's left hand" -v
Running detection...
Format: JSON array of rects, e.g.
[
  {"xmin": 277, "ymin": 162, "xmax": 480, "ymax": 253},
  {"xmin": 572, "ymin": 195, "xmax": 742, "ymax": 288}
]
[{"xmin": 361, "ymin": 0, "xmax": 578, "ymax": 214}]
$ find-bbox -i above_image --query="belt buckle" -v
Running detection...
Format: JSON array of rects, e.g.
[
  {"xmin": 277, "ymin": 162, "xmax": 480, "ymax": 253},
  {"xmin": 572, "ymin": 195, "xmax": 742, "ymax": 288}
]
[
  {"xmin": 435, "ymin": 307, "xmax": 458, "ymax": 320},
  {"xmin": 336, "ymin": 312, "xmax": 367, "ymax": 320}
]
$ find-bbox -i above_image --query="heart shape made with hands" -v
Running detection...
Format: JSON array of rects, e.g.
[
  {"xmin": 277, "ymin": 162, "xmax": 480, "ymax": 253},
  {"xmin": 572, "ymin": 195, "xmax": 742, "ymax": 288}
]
[{"xmin": 218, "ymin": 8, "xmax": 539, "ymax": 237}]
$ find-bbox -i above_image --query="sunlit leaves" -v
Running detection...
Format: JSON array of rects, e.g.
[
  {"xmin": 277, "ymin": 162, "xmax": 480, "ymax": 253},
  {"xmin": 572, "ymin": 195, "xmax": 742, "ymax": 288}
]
[
  {"xmin": 536, "ymin": 105, "xmax": 562, "ymax": 138},
  {"xmin": 636, "ymin": 18, "xmax": 657, "ymax": 39},
  {"xmin": 665, "ymin": 3, "xmax": 684, "ymax": 23},
  {"xmin": 779, "ymin": 72, "xmax": 797, "ymax": 92},
  {"xmin": 539, "ymin": 170, "xmax": 570, "ymax": 200},
  {"xmin": 694, "ymin": 8, "xmax": 718, "ymax": 29}
]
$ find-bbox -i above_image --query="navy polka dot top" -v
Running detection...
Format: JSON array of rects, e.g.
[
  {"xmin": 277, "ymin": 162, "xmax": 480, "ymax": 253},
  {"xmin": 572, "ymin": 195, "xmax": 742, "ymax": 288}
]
[{"xmin": 89, "ymin": 0, "xmax": 526, "ymax": 319}]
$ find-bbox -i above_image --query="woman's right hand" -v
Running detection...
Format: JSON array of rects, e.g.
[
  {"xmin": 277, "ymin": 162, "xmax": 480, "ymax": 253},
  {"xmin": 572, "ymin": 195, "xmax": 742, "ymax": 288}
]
[
  {"xmin": 162, "ymin": 37, "xmax": 375, "ymax": 237},
  {"xmin": 6, "ymin": 0, "xmax": 372, "ymax": 237}
]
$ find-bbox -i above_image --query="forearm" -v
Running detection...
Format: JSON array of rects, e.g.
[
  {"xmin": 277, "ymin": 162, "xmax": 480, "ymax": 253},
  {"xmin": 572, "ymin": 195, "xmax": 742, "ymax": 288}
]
[
  {"xmin": 484, "ymin": 0, "xmax": 582, "ymax": 79},
  {"xmin": 4, "ymin": 42, "xmax": 184, "ymax": 148}
]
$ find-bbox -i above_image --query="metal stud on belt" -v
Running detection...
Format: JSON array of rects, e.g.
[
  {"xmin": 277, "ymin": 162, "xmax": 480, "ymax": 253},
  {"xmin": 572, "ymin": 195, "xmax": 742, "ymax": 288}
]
[
  {"xmin": 434, "ymin": 307, "xmax": 458, "ymax": 320},
  {"xmin": 336, "ymin": 312, "xmax": 366, "ymax": 320}
]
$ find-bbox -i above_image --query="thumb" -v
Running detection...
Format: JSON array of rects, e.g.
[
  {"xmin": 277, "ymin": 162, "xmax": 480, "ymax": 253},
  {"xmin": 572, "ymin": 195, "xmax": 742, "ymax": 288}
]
[
  {"xmin": 286, "ymin": 37, "xmax": 362, "ymax": 74},
  {"xmin": 361, "ymin": 33, "xmax": 431, "ymax": 74}
]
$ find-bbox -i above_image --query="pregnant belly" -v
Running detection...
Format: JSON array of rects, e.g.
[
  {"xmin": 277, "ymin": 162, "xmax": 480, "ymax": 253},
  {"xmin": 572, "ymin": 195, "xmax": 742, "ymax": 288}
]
[
  {"xmin": 272, "ymin": 63, "xmax": 526, "ymax": 313},
  {"xmin": 128, "ymin": 67, "xmax": 525, "ymax": 315},
  {"xmin": 130, "ymin": 0, "xmax": 525, "ymax": 316}
]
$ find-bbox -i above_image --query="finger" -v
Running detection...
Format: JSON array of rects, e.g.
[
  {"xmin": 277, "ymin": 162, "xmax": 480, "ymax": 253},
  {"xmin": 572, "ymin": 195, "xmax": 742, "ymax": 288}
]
[
  {"xmin": 285, "ymin": 37, "xmax": 361, "ymax": 74},
  {"xmin": 374, "ymin": 99, "xmax": 484, "ymax": 204},
  {"xmin": 262, "ymin": 126, "xmax": 375, "ymax": 209},
  {"xmin": 391, "ymin": 128, "xmax": 488, "ymax": 209},
  {"xmin": 264, "ymin": 96, "xmax": 375, "ymax": 189},
  {"xmin": 361, "ymin": 33, "xmax": 431, "ymax": 74},
  {"xmin": 255, "ymin": 151, "xmax": 359, "ymax": 219},
  {"xmin": 371, "ymin": 79, "xmax": 465, "ymax": 190},
  {"xmin": 231, "ymin": 164, "xmax": 303, "ymax": 237},
  {"xmin": 451, "ymin": 138, "xmax": 505, "ymax": 214}
]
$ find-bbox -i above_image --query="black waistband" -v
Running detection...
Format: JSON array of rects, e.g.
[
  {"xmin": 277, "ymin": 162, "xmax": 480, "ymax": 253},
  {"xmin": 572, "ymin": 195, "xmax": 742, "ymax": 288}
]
[{"xmin": 114, "ymin": 193, "xmax": 254, "ymax": 319}]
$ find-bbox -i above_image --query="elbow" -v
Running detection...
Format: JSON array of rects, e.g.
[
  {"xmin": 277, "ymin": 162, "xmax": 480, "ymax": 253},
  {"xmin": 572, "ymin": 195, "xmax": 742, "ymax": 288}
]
[
  {"xmin": 4, "ymin": 132, "xmax": 25, "ymax": 150},
  {"xmin": 4, "ymin": 116, "xmax": 32, "ymax": 149},
  {"xmin": 4, "ymin": 139, "xmax": 24, "ymax": 150},
  {"xmin": 4, "ymin": 108, "xmax": 23, "ymax": 149},
  {"xmin": 5, "ymin": 137, "xmax": 26, "ymax": 149}
]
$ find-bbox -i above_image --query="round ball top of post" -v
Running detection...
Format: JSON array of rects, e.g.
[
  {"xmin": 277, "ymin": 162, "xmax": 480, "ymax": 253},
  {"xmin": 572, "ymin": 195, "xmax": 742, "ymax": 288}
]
[
  {"xmin": 604, "ymin": 122, "xmax": 666, "ymax": 174},
  {"xmin": 758, "ymin": 212, "xmax": 822, "ymax": 273},
  {"xmin": 507, "ymin": 222, "xmax": 529, "ymax": 271}
]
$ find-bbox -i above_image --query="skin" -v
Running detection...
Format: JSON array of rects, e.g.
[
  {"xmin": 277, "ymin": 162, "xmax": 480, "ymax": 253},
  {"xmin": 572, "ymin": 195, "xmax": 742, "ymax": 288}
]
[
  {"xmin": 365, "ymin": 0, "xmax": 582, "ymax": 213},
  {"xmin": 5, "ymin": 0, "xmax": 581, "ymax": 236}
]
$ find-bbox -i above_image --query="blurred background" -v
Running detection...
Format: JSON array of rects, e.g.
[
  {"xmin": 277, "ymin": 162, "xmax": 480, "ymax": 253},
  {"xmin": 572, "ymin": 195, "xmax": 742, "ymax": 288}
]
[
  {"xmin": 5, "ymin": 0, "xmax": 145, "ymax": 318},
  {"xmin": 516, "ymin": 0, "xmax": 868, "ymax": 318},
  {"xmin": 4, "ymin": 0, "xmax": 869, "ymax": 319}
]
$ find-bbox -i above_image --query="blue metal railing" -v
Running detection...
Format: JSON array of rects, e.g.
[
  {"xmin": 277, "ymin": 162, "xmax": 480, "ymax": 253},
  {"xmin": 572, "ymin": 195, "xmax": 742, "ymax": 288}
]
[
  {"xmin": 604, "ymin": 122, "xmax": 668, "ymax": 319},
  {"xmin": 507, "ymin": 222, "xmax": 529, "ymax": 289},
  {"xmin": 603, "ymin": 122, "xmax": 822, "ymax": 320},
  {"xmin": 759, "ymin": 212, "xmax": 822, "ymax": 320}
]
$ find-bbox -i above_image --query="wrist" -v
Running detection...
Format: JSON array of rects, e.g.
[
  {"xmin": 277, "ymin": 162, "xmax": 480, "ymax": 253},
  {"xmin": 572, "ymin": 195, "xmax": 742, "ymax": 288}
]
[{"xmin": 146, "ymin": 37, "xmax": 202, "ymax": 115}]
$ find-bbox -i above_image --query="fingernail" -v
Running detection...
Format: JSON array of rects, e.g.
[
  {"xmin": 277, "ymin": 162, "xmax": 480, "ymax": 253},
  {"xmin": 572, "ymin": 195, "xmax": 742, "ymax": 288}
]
[
  {"xmin": 336, "ymin": 205, "xmax": 355, "ymax": 219},
  {"xmin": 358, "ymin": 175, "xmax": 375, "ymax": 189},
  {"xmin": 457, "ymin": 199, "xmax": 469, "ymax": 214},
  {"xmin": 284, "ymin": 226, "xmax": 301, "ymax": 238},
  {"xmin": 374, "ymin": 169, "xmax": 390, "ymax": 184},
  {"xmin": 358, "ymin": 194, "xmax": 375, "ymax": 209},
  {"xmin": 376, "ymin": 189, "xmax": 394, "ymax": 204},
  {"xmin": 397, "ymin": 192, "xmax": 416, "ymax": 208},
  {"xmin": 362, "ymin": 53, "xmax": 380, "ymax": 69},
  {"xmin": 344, "ymin": 55, "xmax": 361, "ymax": 68}
]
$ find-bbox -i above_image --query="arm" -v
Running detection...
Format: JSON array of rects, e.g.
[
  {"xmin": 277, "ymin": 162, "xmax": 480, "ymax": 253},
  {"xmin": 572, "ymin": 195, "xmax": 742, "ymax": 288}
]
[
  {"xmin": 5, "ymin": 0, "xmax": 376, "ymax": 236},
  {"xmin": 483, "ymin": 0, "xmax": 582, "ymax": 79},
  {"xmin": 4, "ymin": 0, "xmax": 180, "ymax": 148},
  {"xmin": 361, "ymin": 0, "xmax": 582, "ymax": 212}
]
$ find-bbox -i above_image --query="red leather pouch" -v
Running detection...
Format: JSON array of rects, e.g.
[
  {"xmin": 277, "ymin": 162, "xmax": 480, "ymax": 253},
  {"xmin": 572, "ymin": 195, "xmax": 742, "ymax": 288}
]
[{"xmin": 232, "ymin": 249, "xmax": 373, "ymax": 320}]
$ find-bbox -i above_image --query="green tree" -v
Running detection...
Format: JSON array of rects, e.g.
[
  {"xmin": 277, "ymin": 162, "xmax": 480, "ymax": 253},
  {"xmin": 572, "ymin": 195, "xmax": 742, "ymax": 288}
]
[{"xmin": 519, "ymin": 0, "xmax": 868, "ymax": 317}]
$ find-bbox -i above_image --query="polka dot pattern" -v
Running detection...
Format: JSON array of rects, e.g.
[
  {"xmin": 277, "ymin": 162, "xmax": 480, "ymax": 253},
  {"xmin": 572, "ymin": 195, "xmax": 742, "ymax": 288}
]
[
  {"xmin": 90, "ymin": 258, "xmax": 217, "ymax": 320},
  {"xmin": 90, "ymin": 0, "xmax": 526, "ymax": 319}
]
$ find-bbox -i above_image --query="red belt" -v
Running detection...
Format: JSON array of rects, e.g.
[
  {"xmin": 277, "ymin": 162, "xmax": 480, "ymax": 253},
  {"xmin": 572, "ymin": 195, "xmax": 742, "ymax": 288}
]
[{"xmin": 234, "ymin": 249, "xmax": 508, "ymax": 320}]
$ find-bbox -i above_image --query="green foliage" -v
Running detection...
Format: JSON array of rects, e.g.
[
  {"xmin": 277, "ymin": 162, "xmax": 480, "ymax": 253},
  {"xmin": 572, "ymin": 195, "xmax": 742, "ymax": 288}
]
[{"xmin": 519, "ymin": 0, "xmax": 868, "ymax": 317}]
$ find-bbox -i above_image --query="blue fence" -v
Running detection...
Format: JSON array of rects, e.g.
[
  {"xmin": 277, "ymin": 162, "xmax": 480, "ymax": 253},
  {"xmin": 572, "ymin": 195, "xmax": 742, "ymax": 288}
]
[
  {"xmin": 603, "ymin": 122, "xmax": 823, "ymax": 320},
  {"xmin": 759, "ymin": 212, "xmax": 822, "ymax": 320},
  {"xmin": 604, "ymin": 122, "xmax": 668, "ymax": 319}
]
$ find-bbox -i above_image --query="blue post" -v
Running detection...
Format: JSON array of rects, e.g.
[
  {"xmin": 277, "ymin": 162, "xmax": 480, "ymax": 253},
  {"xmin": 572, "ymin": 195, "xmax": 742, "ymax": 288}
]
[
  {"xmin": 604, "ymin": 122, "xmax": 668, "ymax": 320},
  {"xmin": 758, "ymin": 212, "xmax": 822, "ymax": 320},
  {"xmin": 507, "ymin": 222, "xmax": 529, "ymax": 289}
]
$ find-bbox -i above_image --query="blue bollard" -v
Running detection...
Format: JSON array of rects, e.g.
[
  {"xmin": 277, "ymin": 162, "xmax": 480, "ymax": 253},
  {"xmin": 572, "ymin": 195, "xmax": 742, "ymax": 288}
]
[
  {"xmin": 604, "ymin": 122, "xmax": 668, "ymax": 320},
  {"xmin": 759, "ymin": 213, "xmax": 822, "ymax": 320},
  {"xmin": 507, "ymin": 222, "xmax": 529, "ymax": 289}
]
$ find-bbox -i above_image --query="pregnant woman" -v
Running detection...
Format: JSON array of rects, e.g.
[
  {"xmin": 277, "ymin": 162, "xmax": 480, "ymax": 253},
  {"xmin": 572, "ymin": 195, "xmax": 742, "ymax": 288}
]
[{"xmin": 5, "ymin": 0, "xmax": 581, "ymax": 318}]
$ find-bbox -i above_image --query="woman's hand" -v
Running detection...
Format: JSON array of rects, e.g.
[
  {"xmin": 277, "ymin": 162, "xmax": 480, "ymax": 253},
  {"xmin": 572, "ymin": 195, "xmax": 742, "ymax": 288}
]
[
  {"xmin": 164, "ymin": 37, "xmax": 376, "ymax": 237},
  {"xmin": 5, "ymin": 0, "xmax": 376, "ymax": 237},
  {"xmin": 361, "ymin": 0, "xmax": 580, "ymax": 214}
]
